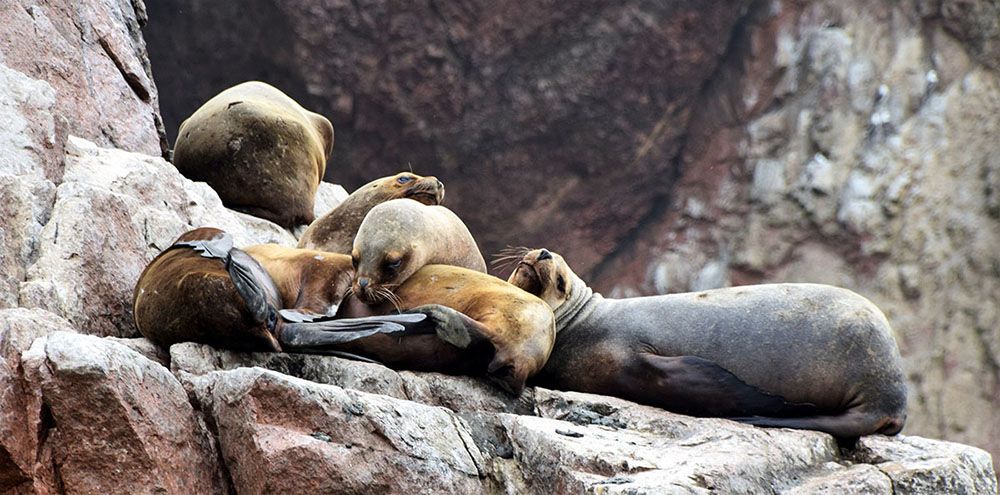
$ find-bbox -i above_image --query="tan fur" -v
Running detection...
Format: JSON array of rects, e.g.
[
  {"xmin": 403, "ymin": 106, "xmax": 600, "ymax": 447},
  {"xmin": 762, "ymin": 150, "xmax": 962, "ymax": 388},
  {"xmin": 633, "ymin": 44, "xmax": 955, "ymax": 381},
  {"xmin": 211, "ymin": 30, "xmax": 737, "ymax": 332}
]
[
  {"xmin": 298, "ymin": 172, "xmax": 444, "ymax": 253},
  {"xmin": 351, "ymin": 198, "xmax": 486, "ymax": 304},
  {"xmin": 243, "ymin": 244, "xmax": 353, "ymax": 314},
  {"xmin": 337, "ymin": 265, "xmax": 556, "ymax": 393},
  {"xmin": 173, "ymin": 81, "xmax": 334, "ymax": 228}
]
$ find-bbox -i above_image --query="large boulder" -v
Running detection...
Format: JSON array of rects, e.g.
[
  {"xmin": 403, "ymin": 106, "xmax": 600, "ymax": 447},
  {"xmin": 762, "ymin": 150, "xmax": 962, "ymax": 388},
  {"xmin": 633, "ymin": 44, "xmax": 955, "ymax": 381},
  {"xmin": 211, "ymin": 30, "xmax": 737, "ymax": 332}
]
[
  {"xmin": 0, "ymin": 309, "xmax": 75, "ymax": 493},
  {"xmin": 173, "ymin": 345, "xmax": 998, "ymax": 494},
  {"xmin": 190, "ymin": 368, "xmax": 485, "ymax": 494},
  {"xmin": 19, "ymin": 332, "xmax": 223, "ymax": 494}
]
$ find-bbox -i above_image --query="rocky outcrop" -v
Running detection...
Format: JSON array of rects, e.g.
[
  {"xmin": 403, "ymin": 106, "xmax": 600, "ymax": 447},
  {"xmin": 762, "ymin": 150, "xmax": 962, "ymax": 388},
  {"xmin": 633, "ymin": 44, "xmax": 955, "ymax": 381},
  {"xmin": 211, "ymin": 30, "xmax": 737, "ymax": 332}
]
[
  {"xmin": 143, "ymin": 0, "xmax": 1000, "ymax": 467},
  {"xmin": 0, "ymin": 0, "xmax": 165, "ymax": 157},
  {"xmin": 0, "ymin": 0, "xmax": 995, "ymax": 491},
  {"xmin": 170, "ymin": 345, "xmax": 998, "ymax": 494}
]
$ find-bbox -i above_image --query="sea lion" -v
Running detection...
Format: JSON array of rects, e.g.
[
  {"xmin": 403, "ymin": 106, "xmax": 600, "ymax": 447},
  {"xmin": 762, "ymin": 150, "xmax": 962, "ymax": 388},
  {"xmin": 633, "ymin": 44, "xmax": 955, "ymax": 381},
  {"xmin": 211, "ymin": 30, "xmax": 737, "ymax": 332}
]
[
  {"xmin": 172, "ymin": 81, "xmax": 334, "ymax": 228},
  {"xmin": 505, "ymin": 248, "xmax": 908, "ymax": 438},
  {"xmin": 350, "ymin": 198, "xmax": 486, "ymax": 304},
  {"xmin": 336, "ymin": 265, "xmax": 556, "ymax": 394},
  {"xmin": 133, "ymin": 228, "xmax": 428, "ymax": 353},
  {"xmin": 298, "ymin": 172, "xmax": 445, "ymax": 253}
]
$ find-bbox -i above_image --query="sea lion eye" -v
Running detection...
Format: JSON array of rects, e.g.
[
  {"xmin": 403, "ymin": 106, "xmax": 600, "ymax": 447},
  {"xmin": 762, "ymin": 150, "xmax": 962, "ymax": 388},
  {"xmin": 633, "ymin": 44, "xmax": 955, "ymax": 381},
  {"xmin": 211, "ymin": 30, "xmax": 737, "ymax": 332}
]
[
  {"xmin": 351, "ymin": 256, "xmax": 359, "ymax": 269},
  {"xmin": 556, "ymin": 276, "xmax": 566, "ymax": 293},
  {"xmin": 385, "ymin": 259, "xmax": 402, "ymax": 270},
  {"xmin": 397, "ymin": 175, "xmax": 413, "ymax": 184}
]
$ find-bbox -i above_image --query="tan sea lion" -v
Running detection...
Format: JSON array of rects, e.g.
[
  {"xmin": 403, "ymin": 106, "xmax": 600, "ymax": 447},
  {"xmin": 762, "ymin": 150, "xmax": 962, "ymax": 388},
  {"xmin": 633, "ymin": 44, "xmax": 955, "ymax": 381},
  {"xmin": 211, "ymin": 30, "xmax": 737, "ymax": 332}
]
[
  {"xmin": 298, "ymin": 172, "xmax": 445, "ymax": 253},
  {"xmin": 350, "ymin": 198, "xmax": 486, "ymax": 304},
  {"xmin": 133, "ymin": 228, "xmax": 427, "ymax": 353},
  {"xmin": 172, "ymin": 81, "xmax": 334, "ymax": 228},
  {"xmin": 336, "ymin": 265, "xmax": 556, "ymax": 394},
  {"xmin": 505, "ymin": 248, "xmax": 908, "ymax": 438}
]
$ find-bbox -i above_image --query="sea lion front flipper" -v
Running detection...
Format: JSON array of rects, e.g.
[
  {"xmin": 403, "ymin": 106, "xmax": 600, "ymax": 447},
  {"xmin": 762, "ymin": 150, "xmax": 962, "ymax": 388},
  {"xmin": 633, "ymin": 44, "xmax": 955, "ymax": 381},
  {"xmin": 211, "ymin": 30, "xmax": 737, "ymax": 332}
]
[
  {"xmin": 626, "ymin": 354, "xmax": 823, "ymax": 418},
  {"xmin": 406, "ymin": 304, "xmax": 489, "ymax": 348}
]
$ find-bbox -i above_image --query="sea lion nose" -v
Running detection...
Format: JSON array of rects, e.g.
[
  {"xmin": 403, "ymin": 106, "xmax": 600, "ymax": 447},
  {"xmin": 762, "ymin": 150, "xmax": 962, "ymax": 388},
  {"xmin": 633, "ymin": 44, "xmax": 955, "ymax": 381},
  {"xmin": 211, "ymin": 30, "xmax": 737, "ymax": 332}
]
[
  {"xmin": 537, "ymin": 249, "xmax": 552, "ymax": 261},
  {"xmin": 435, "ymin": 179, "xmax": 444, "ymax": 189},
  {"xmin": 358, "ymin": 278, "xmax": 370, "ymax": 289}
]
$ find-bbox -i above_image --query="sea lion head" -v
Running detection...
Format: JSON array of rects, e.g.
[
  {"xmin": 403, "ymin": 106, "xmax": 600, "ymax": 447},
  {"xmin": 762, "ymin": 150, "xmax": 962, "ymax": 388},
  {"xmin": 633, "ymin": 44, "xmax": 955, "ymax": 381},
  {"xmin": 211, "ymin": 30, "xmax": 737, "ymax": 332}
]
[
  {"xmin": 507, "ymin": 248, "xmax": 577, "ymax": 311},
  {"xmin": 360, "ymin": 172, "xmax": 445, "ymax": 206},
  {"xmin": 350, "ymin": 200, "xmax": 428, "ymax": 305}
]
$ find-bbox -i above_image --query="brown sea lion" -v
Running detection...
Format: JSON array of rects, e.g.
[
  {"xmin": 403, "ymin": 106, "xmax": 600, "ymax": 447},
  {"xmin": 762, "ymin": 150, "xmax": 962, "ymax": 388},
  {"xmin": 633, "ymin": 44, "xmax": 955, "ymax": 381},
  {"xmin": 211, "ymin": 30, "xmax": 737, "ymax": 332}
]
[
  {"xmin": 350, "ymin": 198, "xmax": 486, "ymax": 304},
  {"xmin": 133, "ymin": 228, "xmax": 427, "ymax": 353},
  {"xmin": 336, "ymin": 265, "xmax": 556, "ymax": 394},
  {"xmin": 298, "ymin": 172, "xmax": 444, "ymax": 253},
  {"xmin": 505, "ymin": 248, "xmax": 908, "ymax": 438},
  {"xmin": 172, "ymin": 81, "xmax": 334, "ymax": 228}
]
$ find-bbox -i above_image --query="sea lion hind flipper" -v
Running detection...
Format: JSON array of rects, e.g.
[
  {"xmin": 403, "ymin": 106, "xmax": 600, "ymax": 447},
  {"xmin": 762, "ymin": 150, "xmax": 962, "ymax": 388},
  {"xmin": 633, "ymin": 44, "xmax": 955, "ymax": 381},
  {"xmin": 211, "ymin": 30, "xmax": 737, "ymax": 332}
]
[
  {"xmin": 225, "ymin": 249, "xmax": 274, "ymax": 324},
  {"xmin": 174, "ymin": 233, "xmax": 235, "ymax": 260},
  {"xmin": 728, "ymin": 409, "xmax": 903, "ymax": 438},
  {"xmin": 278, "ymin": 320, "xmax": 406, "ymax": 349},
  {"xmin": 631, "ymin": 354, "xmax": 823, "ymax": 418}
]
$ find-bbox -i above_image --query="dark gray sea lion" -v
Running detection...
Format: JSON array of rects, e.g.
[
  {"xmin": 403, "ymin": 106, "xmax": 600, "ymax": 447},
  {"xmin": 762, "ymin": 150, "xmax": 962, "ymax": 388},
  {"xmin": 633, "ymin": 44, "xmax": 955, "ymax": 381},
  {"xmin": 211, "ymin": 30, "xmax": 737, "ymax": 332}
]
[
  {"xmin": 132, "ymin": 227, "xmax": 427, "ymax": 353},
  {"xmin": 172, "ymin": 81, "xmax": 334, "ymax": 228},
  {"xmin": 298, "ymin": 172, "xmax": 445, "ymax": 253},
  {"xmin": 505, "ymin": 248, "xmax": 908, "ymax": 438}
]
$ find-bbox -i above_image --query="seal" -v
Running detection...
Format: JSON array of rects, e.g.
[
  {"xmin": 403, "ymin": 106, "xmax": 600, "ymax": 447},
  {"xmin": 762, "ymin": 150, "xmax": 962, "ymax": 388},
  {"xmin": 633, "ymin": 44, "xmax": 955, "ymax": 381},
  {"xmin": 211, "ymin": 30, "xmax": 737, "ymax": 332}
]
[
  {"xmin": 505, "ymin": 248, "xmax": 908, "ymax": 438},
  {"xmin": 298, "ymin": 172, "xmax": 445, "ymax": 253},
  {"xmin": 350, "ymin": 198, "xmax": 487, "ymax": 304},
  {"xmin": 172, "ymin": 81, "xmax": 335, "ymax": 228},
  {"xmin": 133, "ymin": 227, "xmax": 428, "ymax": 353},
  {"xmin": 335, "ymin": 264, "xmax": 556, "ymax": 394}
]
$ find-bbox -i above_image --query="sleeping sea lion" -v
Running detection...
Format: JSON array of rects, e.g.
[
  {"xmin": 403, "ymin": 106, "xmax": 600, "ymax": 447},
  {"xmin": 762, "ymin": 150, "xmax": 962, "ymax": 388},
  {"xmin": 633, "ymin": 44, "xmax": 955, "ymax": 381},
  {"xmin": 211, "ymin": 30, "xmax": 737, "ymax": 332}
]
[
  {"xmin": 506, "ymin": 248, "xmax": 907, "ymax": 438},
  {"xmin": 172, "ymin": 81, "xmax": 334, "ymax": 228}
]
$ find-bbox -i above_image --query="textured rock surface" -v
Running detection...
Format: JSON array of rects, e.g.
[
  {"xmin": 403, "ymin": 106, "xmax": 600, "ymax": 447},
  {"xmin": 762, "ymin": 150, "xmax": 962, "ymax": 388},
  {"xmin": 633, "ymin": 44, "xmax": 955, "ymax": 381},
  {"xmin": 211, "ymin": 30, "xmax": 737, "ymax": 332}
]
[
  {"xmin": 174, "ymin": 347, "xmax": 997, "ymax": 494},
  {"xmin": 0, "ymin": 309, "xmax": 75, "ymax": 493},
  {"xmin": 0, "ymin": 0, "xmax": 165, "ymax": 156},
  {"xmin": 19, "ymin": 332, "xmax": 223, "ymax": 494},
  {"xmin": 19, "ymin": 137, "xmax": 298, "ymax": 337},
  {"xmin": 143, "ymin": 0, "xmax": 1000, "ymax": 466}
]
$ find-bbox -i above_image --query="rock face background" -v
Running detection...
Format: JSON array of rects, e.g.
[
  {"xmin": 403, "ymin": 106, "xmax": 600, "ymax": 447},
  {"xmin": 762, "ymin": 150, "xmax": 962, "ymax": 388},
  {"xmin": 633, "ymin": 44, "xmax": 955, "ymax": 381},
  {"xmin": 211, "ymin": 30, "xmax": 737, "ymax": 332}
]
[
  {"xmin": 145, "ymin": 0, "xmax": 1000, "ymax": 469},
  {"xmin": 0, "ymin": 0, "xmax": 996, "ymax": 492}
]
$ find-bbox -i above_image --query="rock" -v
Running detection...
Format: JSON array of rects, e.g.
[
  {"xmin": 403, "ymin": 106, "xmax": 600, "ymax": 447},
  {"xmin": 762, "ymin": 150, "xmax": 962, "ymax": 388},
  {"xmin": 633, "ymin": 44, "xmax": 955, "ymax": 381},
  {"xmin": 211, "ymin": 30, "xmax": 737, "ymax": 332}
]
[
  {"xmin": 849, "ymin": 435, "xmax": 999, "ymax": 494},
  {"xmin": 146, "ymin": 0, "xmax": 754, "ymax": 276},
  {"xmin": 170, "ymin": 342, "xmax": 531, "ymax": 414},
  {"xmin": 19, "ymin": 331, "xmax": 223, "ymax": 494},
  {"xmin": 0, "ymin": 0, "xmax": 165, "ymax": 156},
  {"xmin": 0, "ymin": 309, "xmax": 76, "ymax": 493},
  {"xmin": 192, "ymin": 367, "xmax": 485, "ymax": 494},
  {"xmin": 19, "ymin": 137, "xmax": 298, "ymax": 337}
]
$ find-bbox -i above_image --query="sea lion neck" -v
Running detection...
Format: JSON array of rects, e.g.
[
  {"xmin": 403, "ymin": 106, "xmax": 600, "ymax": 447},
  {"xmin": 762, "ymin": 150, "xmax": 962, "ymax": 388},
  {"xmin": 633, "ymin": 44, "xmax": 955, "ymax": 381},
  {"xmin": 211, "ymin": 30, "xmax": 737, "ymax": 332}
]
[{"xmin": 554, "ymin": 275, "xmax": 597, "ymax": 333}]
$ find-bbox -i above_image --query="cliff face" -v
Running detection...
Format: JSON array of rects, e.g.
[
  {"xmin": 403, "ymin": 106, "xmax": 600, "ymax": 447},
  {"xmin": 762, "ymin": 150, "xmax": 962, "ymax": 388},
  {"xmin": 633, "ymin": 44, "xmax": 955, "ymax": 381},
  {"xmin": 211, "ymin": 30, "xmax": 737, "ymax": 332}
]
[
  {"xmin": 146, "ymin": 0, "xmax": 1000, "ymax": 469},
  {"xmin": 0, "ymin": 0, "xmax": 997, "ymax": 492}
]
